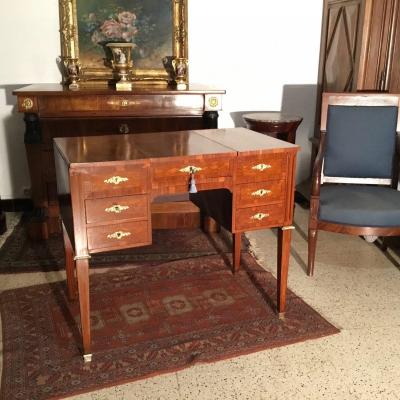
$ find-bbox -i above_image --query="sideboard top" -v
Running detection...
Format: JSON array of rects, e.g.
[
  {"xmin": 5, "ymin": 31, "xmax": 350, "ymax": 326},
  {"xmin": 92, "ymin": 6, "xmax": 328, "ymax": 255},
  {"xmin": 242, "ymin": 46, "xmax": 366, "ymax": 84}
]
[{"xmin": 13, "ymin": 83, "xmax": 226, "ymax": 96}]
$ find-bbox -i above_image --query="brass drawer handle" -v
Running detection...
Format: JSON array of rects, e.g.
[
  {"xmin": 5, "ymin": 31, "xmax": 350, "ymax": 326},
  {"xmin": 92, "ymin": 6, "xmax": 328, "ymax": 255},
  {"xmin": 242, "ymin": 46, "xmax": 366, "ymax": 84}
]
[
  {"xmin": 104, "ymin": 176, "xmax": 129, "ymax": 185},
  {"xmin": 121, "ymin": 99, "xmax": 129, "ymax": 107},
  {"xmin": 105, "ymin": 205, "xmax": 129, "ymax": 214},
  {"xmin": 250, "ymin": 213, "xmax": 269, "ymax": 221},
  {"xmin": 251, "ymin": 189, "xmax": 271, "ymax": 197},
  {"xmin": 119, "ymin": 123, "xmax": 130, "ymax": 134},
  {"xmin": 179, "ymin": 165, "xmax": 203, "ymax": 173},
  {"xmin": 252, "ymin": 163, "xmax": 271, "ymax": 172},
  {"xmin": 107, "ymin": 231, "xmax": 131, "ymax": 240}
]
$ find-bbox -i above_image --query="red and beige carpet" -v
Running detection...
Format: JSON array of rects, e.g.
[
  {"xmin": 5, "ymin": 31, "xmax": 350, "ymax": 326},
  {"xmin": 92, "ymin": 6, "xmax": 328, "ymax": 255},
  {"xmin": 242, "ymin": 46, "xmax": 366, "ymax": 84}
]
[{"xmin": 0, "ymin": 245, "xmax": 339, "ymax": 400}]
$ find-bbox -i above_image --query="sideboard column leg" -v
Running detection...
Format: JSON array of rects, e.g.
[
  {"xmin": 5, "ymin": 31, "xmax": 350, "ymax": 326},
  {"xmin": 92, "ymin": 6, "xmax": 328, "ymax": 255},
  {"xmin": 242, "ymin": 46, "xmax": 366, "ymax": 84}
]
[
  {"xmin": 75, "ymin": 256, "xmax": 91, "ymax": 361},
  {"xmin": 203, "ymin": 111, "xmax": 219, "ymax": 129},
  {"xmin": 277, "ymin": 226, "xmax": 294, "ymax": 316},
  {"xmin": 24, "ymin": 113, "xmax": 49, "ymax": 239}
]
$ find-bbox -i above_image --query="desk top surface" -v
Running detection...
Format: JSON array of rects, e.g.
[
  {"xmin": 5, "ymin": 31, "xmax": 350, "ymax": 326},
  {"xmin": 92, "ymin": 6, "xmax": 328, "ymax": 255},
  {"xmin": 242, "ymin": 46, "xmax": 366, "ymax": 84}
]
[{"xmin": 54, "ymin": 128, "xmax": 299, "ymax": 167}]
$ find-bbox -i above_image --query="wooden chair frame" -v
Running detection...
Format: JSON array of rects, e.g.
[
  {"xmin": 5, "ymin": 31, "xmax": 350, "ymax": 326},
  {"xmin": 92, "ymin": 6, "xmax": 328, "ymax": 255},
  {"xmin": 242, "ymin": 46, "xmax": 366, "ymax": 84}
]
[{"xmin": 308, "ymin": 92, "xmax": 400, "ymax": 276}]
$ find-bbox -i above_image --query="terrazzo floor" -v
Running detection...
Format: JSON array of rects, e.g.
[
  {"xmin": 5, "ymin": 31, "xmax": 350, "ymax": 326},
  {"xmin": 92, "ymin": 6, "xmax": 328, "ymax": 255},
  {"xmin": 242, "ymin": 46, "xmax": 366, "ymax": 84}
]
[{"xmin": 1, "ymin": 205, "xmax": 400, "ymax": 400}]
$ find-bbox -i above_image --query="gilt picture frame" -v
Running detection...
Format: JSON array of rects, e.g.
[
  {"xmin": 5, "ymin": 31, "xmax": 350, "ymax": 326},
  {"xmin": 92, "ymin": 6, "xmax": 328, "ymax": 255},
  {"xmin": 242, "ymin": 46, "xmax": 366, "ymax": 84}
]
[{"xmin": 58, "ymin": 0, "xmax": 188, "ymax": 84}]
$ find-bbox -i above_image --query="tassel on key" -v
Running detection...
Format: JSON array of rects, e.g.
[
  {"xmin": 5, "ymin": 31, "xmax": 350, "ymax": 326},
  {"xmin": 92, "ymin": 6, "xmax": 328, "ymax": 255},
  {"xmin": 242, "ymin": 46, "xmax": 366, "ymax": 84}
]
[{"xmin": 189, "ymin": 172, "xmax": 198, "ymax": 193}]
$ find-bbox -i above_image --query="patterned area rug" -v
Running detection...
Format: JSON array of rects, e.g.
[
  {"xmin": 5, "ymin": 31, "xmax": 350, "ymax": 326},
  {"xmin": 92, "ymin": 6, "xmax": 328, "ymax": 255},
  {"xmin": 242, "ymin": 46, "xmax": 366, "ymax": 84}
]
[
  {"xmin": 0, "ymin": 253, "xmax": 339, "ymax": 400},
  {"xmin": 0, "ymin": 220, "xmax": 240, "ymax": 272}
]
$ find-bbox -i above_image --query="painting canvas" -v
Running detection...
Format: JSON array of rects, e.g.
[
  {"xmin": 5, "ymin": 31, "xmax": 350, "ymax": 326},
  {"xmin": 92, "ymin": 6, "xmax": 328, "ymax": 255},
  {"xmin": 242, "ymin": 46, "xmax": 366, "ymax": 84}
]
[{"xmin": 76, "ymin": 0, "xmax": 173, "ymax": 70}]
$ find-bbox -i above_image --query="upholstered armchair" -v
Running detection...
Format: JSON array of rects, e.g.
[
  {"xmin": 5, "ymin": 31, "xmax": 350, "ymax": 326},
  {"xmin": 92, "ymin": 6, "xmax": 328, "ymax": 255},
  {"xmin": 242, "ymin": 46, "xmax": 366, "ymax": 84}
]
[{"xmin": 308, "ymin": 93, "xmax": 400, "ymax": 276}]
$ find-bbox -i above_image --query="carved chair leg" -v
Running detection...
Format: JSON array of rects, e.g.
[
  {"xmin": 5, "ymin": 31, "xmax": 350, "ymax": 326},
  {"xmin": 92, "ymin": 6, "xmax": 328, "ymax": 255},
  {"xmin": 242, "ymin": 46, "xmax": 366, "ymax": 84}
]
[{"xmin": 307, "ymin": 228, "xmax": 318, "ymax": 276}]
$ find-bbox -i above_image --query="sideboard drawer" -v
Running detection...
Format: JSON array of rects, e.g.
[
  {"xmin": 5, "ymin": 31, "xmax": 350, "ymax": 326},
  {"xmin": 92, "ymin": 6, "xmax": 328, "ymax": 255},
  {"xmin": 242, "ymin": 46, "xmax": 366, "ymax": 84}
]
[
  {"xmin": 85, "ymin": 195, "xmax": 149, "ymax": 224},
  {"xmin": 151, "ymin": 156, "xmax": 234, "ymax": 186},
  {"xmin": 81, "ymin": 164, "xmax": 148, "ymax": 199},
  {"xmin": 236, "ymin": 154, "xmax": 287, "ymax": 183},
  {"xmin": 87, "ymin": 220, "xmax": 151, "ymax": 252},
  {"xmin": 39, "ymin": 95, "xmax": 204, "ymax": 117},
  {"xmin": 236, "ymin": 180, "xmax": 285, "ymax": 208},
  {"xmin": 235, "ymin": 204, "xmax": 285, "ymax": 231}
]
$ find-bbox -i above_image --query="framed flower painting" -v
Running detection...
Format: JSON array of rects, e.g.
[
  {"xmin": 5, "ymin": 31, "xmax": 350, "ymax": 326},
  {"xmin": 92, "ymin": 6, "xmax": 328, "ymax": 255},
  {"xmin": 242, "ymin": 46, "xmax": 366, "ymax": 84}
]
[{"xmin": 59, "ymin": 0, "xmax": 188, "ymax": 83}]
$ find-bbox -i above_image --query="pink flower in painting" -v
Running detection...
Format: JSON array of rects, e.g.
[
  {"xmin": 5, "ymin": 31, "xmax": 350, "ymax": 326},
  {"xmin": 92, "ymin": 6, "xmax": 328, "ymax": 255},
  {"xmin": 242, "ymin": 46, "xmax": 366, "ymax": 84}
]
[
  {"xmin": 122, "ymin": 26, "xmax": 138, "ymax": 41},
  {"xmin": 118, "ymin": 11, "xmax": 136, "ymax": 26},
  {"xmin": 100, "ymin": 19, "xmax": 122, "ymax": 39}
]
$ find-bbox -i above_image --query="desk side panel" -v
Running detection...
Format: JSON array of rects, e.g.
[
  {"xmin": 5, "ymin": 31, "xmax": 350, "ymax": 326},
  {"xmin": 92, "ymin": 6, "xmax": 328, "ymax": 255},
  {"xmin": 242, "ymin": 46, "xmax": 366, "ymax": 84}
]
[{"xmin": 54, "ymin": 145, "xmax": 74, "ymax": 246}]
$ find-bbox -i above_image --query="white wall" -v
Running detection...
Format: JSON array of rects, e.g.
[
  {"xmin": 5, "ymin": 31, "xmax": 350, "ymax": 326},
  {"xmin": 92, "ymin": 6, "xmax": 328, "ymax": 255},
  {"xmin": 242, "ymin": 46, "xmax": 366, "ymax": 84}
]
[{"xmin": 0, "ymin": 0, "xmax": 323, "ymax": 199}]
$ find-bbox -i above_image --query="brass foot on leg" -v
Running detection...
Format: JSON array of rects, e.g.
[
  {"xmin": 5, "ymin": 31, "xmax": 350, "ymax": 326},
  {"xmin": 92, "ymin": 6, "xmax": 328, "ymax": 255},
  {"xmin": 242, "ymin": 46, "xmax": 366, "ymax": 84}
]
[
  {"xmin": 83, "ymin": 353, "xmax": 92, "ymax": 363},
  {"xmin": 278, "ymin": 312, "xmax": 285, "ymax": 320}
]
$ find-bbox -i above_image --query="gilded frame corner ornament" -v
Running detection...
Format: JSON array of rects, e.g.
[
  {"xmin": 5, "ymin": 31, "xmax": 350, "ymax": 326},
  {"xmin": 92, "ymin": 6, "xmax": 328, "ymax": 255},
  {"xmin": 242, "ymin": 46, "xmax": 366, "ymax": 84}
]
[{"xmin": 58, "ymin": 0, "xmax": 188, "ymax": 85}]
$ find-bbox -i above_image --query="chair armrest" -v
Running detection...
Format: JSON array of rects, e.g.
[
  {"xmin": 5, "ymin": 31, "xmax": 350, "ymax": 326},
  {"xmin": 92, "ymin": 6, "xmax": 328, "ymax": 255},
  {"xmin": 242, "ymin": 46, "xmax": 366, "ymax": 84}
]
[{"xmin": 310, "ymin": 131, "xmax": 326, "ymax": 197}]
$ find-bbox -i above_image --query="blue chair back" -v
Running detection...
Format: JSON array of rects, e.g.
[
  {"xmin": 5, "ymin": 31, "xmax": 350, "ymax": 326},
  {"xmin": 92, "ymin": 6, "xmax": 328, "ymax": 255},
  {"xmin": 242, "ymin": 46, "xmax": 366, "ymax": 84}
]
[{"xmin": 323, "ymin": 105, "xmax": 398, "ymax": 178}]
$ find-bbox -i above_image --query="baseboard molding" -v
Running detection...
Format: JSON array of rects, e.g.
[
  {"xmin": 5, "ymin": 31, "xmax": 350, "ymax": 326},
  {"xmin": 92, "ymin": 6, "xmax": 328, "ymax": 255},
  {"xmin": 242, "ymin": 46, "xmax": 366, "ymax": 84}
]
[{"xmin": 1, "ymin": 198, "xmax": 33, "ymax": 212}]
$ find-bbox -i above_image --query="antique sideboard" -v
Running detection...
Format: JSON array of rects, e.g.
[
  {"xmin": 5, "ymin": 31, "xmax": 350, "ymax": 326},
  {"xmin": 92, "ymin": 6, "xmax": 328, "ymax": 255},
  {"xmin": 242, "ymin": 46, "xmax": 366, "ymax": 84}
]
[{"xmin": 13, "ymin": 84, "xmax": 224, "ymax": 239}]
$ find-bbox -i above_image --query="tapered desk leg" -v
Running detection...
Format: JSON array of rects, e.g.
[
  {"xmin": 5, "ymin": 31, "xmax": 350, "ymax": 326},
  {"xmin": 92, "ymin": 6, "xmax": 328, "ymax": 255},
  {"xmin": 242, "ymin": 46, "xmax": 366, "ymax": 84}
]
[
  {"xmin": 232, "ymin": 232, "xmax": 241, "ymax": 273},
  {"xmin": 62, "ymin": 224, "xmax": 77, "ymax": 300},
  {"xmin": 76, "ymin": 257, "xmax": 92, "ymax": 362},
  {"xmin": 277, "ymin": 226, "xmax": 293, "ymax": 317}
]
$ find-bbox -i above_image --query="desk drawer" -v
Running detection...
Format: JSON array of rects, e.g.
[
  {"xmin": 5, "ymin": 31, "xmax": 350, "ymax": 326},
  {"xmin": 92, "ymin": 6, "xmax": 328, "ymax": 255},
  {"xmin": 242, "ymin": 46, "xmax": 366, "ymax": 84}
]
[
  {"xmin": 151, "ymin": 157, "xmax": 233, "ymax": 186},
  {"xmin": 85, "ymin": 195, "xmax": 149, "ymax": 224},
  {"xmin": 87, "ymin": 220, "xmax": 150, "ymax": 251},
  {"xmin": 82, "ymin": 164, "xmax": 148, "ymax": 199},
  {"xmin": 236, "ymin": 154, "xmax": 287, "ymax": 183},
  {"xmin": 235, "ymin": 204, "xmax": 285, "ymax": 231},
  {"xmin": 236, "ymin": 180, "xmax": 285, "ymax": 208}
]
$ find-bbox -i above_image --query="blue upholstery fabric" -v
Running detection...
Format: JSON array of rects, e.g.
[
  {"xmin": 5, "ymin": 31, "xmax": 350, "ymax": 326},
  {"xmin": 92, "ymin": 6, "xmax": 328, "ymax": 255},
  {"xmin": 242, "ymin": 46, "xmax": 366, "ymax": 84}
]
[
  {"xmin": 324, "ymin": 105, "xmax": 397, "ymax": 178},
  {"xmin": 319, "ymin": 185, "xmax": 400, "ymax": 227}
]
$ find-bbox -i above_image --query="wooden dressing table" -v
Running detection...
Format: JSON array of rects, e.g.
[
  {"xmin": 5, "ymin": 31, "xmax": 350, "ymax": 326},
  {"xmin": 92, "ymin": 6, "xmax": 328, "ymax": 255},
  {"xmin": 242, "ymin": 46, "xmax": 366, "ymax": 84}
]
[{"xmin": 54, "ymin": 127, "xmax": 299, "ymax": 362}]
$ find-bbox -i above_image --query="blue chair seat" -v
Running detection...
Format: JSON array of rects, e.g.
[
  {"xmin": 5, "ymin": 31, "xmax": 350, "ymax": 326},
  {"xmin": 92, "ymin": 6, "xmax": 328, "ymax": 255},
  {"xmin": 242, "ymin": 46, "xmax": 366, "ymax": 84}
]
[{"xmin": 319, "ymin": 185, "xmax": 400, "ymax": 227}]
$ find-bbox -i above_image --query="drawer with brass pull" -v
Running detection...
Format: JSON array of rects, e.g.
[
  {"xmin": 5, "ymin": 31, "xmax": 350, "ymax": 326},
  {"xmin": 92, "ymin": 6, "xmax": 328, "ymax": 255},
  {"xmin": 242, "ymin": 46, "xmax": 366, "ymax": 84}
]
[
  {"xmin": 85, "ymin": 195, "xmax": 149, "ymax": 224},
  {"xmin": 151, "ymin": 156, "xmax": 234, "ymax": 186},
  {"xmin": 235, "ymin": 154, "xmax": 287, "ymax": 183},
  {"xmin": 81, "ymin": 164, "xmax": 148, "ymax": 199},
  {"xmin": 87, "ymin": 220, "xmax": 151, "ymax": 252},
  {"xmin": 236, "ymin": 180, "xmax": 285, "ymax": 207},
  {"xmin": 235, "ymin": 204, "xmax": 285, "ymax": 231}
]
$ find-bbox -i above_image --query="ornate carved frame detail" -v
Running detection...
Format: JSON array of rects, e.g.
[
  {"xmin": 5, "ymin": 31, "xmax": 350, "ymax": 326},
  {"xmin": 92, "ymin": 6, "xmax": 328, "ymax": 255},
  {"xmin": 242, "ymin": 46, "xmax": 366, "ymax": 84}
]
[{"xmin": 58, "ymin": 0, "xmax": 188, "ymax": 85}]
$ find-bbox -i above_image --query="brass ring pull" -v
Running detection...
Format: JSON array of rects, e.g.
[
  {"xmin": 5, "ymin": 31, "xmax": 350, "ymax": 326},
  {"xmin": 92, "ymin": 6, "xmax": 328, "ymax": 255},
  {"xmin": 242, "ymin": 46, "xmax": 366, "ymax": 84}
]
[
  {"xmin": 179, "ymin": 165, "xmax": 203, "ymax": 173},
  {"xmin": 250, "ymin": 213, "xmax": 269, "ymax": 221},
  {"xmin": 104, "ymin": 176, "xmax": 129, "ymax": 185},
  {"xmin": 107, "ymin": 231, "xmax": 131, "ymax": 240},
  {"xmin": 119, "ymin": 123, "xmax": 130, "ymax": 134},
  {"xmin": 105, "ymin": 205, "xmax": 129, "ymax": 214},
  {"xmin": 251, "ymin": 163, "xmax": 271, "ymax": 171},
  {"xmin": 251, "ymin": 189, "xmax": 271, "ymax": 197}
]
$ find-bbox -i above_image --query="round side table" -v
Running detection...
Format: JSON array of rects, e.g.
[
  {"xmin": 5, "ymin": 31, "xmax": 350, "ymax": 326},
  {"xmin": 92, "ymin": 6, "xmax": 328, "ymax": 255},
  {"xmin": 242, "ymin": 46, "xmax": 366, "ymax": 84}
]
[{"xmin": 243, "ymin": 112, "xmax": 303, "ymax": 144}]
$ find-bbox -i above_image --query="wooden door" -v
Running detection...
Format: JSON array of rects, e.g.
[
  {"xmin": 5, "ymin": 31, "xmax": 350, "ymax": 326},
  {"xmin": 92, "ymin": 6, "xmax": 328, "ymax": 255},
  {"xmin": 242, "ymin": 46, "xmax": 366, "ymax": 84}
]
[
  {"xmin": 318, "ymin": 0, "xmax": 366, "ymax": 93},
  {"xmin": 357, "ymin": 0, "xmax": 400, "ymax": 92}
]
